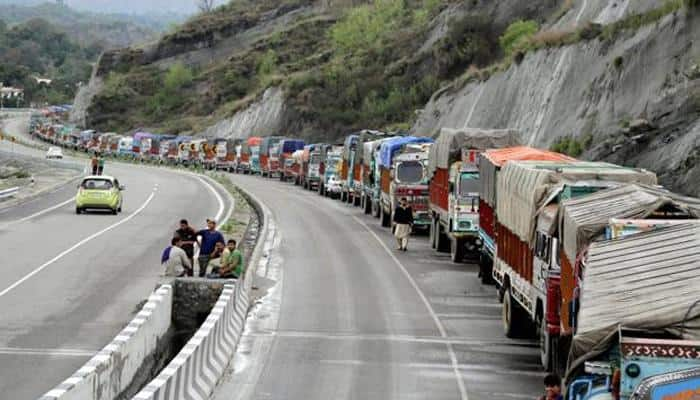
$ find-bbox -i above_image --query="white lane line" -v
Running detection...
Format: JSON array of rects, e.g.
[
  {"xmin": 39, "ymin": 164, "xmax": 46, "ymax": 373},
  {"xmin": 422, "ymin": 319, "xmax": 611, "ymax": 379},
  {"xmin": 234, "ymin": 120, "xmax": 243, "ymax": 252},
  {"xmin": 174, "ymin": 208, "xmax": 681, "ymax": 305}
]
[
  {"xmin": 196, "ymin": 176, "xmax": 225, "ymax": 223},
  {"xmin": 0, "ymin": 191, "xmax": 156, "ymax": 298},
  {"xmin": 0, "ymin": 198, "xmax": 74, "ymax": 229},
  {"xmin": 0, "ymin": 347, "xmax": 96, "ymax": 357},
  {"xmin": 353, "ymin": 216, "xmax": 469, "ymax": 400}
]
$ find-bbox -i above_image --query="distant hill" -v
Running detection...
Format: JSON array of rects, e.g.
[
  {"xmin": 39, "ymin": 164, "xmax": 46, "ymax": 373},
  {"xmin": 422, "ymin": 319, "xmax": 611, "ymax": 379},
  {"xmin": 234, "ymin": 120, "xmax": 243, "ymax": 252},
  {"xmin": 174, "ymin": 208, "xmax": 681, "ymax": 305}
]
[
  {"xmin": 0, "ymin": 2, "xmax": 186, "ymax": 49},
  {"xmin": 0, "ymin": 0, "xmax": 214, "ymax": 15}
]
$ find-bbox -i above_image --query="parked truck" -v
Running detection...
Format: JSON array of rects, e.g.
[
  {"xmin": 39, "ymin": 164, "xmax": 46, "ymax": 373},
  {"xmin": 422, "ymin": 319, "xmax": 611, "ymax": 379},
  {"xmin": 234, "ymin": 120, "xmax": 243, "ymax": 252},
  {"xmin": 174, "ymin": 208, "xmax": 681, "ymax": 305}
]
[
  {"xmin": 238, "ymin": 136, "xmax": 261, "ymax": 174},
  {"xmin": 563, "ymin": 223, "xmax": 700, "ymax": 400},
  {"xmin": 319, "ymin": 145, "xmax": 343, "ymax": 198},
  {"xmin": 301, "ymin": 144, "xmax": 325, "ymax": 190},
  {"xmin": 278, "ymin": 139, "xmax": 305, "ymax": 182},
  {"xmin": 492, "ymin": 161, "xmax": 657, "ymax": 370},
  {"xmin": 260, "ymin": 136, "xmax": 284, "ymax": 177},
  {"xmin": 427, "ymin": 128, "xmax": 521, "ymax": 263},
  {"xmin": 478, "ymin": 147, "xmax": 575, "ymax": 285},
  {"xmin": 216, "ymin": 139, "xmax": 239, "ymax": 171},
  {"xmin": 376, "ymin": 136, "xmax": 434, "ymax": 228},
  {"xmin": 340, "ymin": 135, "xmax": 358, "ymax": 203},
  {"xmin": 350, "ymin": 130, "xmax": 389, "ymax": 206},
  {"xmin": 290, "ymin": 150, "xmax": 305, "ymax": 185},
  {"xmin": 361, "ymin": 137, "xmax": 395, "ymax": 216}
]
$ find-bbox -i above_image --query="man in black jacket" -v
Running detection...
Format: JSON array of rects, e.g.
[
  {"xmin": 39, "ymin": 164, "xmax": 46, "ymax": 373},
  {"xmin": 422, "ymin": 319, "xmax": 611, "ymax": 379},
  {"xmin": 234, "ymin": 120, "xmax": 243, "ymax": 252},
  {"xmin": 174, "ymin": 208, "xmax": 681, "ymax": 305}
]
[{"xmin": 393, "ymin": 197, "xmax": 413, "ymax": 251}]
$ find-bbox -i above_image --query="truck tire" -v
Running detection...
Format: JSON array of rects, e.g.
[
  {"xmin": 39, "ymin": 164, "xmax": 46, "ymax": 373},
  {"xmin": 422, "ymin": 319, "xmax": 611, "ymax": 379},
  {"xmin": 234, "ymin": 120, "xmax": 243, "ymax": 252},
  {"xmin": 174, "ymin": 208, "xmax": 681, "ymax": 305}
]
[
  {"xmin": 429, "ymin": 220, "xmax": 437, "ymax": 250},
  {"xmin": 503, "ymin": 289, "xmax": 528, "ymax": 338},
  {"xmin": 450, "ymin": 237, "xmax": 465, "ymax": 263},
  {"xmin": 372, "ymin": 201, "xmax": 380, "ymax": 218},
  {"xmin": 436, "ymin": 225, "xmax": 449, "ymax": 253},
  {"xmin": 478, "ymin": 252, "xmax": 494, "ymax": 284},
  {"xmin": 354, "ymin": 194, "xmax": 361, "ymax": 207},
  {"xmin": 380, "ymin": 206, "xmax": 391, "ymax": 227},
  {"xmin": 364, "ymin": 196, "xmax": 372, "ymax": 214},
  {"xmin": 540, "ymin": 315, "xmax": 554, "ymax": 372},
  {"xmin": 341, "ymin": 191, "xmax": 347, "ymax": 202}
]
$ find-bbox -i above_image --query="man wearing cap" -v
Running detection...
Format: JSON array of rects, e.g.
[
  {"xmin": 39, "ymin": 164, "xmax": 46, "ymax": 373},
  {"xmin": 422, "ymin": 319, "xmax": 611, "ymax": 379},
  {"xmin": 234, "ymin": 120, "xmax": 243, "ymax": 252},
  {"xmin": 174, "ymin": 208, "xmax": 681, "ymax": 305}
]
[{"xmin": 196, "ymin": 219, "xmax": 225, "ymax": 277}]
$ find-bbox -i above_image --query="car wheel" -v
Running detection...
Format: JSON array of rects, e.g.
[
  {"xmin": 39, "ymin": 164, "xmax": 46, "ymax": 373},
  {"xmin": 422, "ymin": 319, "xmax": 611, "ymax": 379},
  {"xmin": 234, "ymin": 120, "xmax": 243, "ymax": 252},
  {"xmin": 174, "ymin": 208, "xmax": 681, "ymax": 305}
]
[
  {"xmin": 75, "ymin": 207, "xmax": 82, "ymax": 215},
  {"xmin": 112, "ymin": 208, "xmax": 118, "ymax": 215}
]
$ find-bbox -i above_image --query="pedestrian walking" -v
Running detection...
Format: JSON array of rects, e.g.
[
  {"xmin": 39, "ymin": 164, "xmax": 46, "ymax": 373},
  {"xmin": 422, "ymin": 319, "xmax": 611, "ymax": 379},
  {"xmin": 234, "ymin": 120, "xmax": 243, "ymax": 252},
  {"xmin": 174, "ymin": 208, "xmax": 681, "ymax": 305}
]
[
  {"xmin": 91, "ymin": 154, "xmax": 98, "ymax": 175},
  {"xmin": 97, "ymin": 154, "xmax": 105, "ymax": 175},
  {"xmin": 162, "ymin": 237, "xmax": 191, "ymax": 277},
  {"xmin": 538, "ymin": 373, "xmax": 563, "ymax": 400},
  {"xmin": 175, "ymin": 219, "xmax": 197, "ymax": 276},
  {"xmin": 393, "ymin": 197, "xmax": 413, "ymax": 251},
  {"xmin": 196, "ymin": 219, "xmax": 225, "ymax": 277}
]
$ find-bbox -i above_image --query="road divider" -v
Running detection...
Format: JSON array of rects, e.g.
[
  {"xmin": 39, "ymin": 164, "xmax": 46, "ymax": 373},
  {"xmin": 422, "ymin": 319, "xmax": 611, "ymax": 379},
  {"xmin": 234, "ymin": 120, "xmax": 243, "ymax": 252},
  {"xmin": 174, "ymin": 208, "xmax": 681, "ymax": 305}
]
[
  {"xmin": 39, "ymin": 285, "xmax": 173, "ymax": 400},
  {"xmin": 0, "ymin": 186, "xmax": 19, "ymax": 199},
  {"xmin": 133, "ymin": 176, "xmax": 273, "ymax": 400}
]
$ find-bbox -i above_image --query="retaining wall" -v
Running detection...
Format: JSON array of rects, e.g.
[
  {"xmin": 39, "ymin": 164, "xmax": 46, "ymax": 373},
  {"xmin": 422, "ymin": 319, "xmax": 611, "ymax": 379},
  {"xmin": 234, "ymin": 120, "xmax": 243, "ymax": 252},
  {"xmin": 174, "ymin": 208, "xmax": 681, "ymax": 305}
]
[{"xmin": 40, "ymin": 285, "xmax": 173, "ymax": 400}]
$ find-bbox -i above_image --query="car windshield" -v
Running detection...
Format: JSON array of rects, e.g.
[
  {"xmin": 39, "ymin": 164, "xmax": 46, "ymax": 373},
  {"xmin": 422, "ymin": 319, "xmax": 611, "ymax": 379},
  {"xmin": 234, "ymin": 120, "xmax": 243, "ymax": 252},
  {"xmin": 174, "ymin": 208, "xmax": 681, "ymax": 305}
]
[
  {"xmin": 459, "ymin": 172, "xmax": 479, "ymax": 197},
  {"xmin": 82, "ymin": 179, "xmax": 113, "ymax": 190},
  {"xmin": 396, "ymin": 161, "xmax": 423, "ymax": 183}
]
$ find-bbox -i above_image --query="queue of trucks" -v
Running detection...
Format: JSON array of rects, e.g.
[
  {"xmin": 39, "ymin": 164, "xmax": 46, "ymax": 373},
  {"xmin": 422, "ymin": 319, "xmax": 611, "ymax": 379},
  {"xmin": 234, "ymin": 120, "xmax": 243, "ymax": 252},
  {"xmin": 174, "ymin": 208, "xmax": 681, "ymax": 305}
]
[{"xmin": 29, "ymin": 111, "xmax": 700, "ymax": 399}]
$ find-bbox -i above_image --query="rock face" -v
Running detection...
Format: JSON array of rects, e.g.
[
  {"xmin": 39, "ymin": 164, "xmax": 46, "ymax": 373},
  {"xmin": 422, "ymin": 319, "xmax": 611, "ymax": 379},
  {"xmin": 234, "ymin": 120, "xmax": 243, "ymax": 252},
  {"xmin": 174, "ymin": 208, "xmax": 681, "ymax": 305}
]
[
  {"xmin": 201, "ymin": 87, "xmax": 288, "ymax": 139},
  {"xmin": 413, "ymin": 4, "xmax": 700, "ymax": 195}
]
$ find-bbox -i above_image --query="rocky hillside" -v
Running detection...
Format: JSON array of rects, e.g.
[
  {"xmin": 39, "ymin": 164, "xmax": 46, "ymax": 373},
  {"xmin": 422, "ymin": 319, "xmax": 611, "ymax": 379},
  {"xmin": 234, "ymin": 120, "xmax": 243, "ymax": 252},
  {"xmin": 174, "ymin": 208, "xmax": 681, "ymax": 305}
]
[{"xmin": 73, "ymin": 0, "xmax": 700, "ymax": 194}]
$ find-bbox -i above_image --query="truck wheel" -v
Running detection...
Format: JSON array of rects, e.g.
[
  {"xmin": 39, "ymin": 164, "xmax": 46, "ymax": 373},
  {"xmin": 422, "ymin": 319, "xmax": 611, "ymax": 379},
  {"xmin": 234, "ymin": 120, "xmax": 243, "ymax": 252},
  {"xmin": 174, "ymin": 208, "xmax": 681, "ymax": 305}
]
[
  {"xmin": 364, "ymin": 196, "xmax": 372, "ymax": 214},
  {"xmin": 436, "ymin": 225, "xmax": 449, "ymax": 253},
  {"xmin": 429, "ymin": 220, "xmax": 437, "ymax": 250},
  {"xmin": 478, "ymin": 253, "xmax": 494, "ymax": 285},
  {"xmin": 341, "ymin": 191, "xmax": 347, "ymax": 202},
  {"xmin": 380, "ymin": 207, "xmax": 391, "ymax": 227},
  {"xmin": 503, "ymin": 289, "xmax": 528, "ymax": 338},
  {"xmin": 354, "ymin": 194, "xmax": 361, "ymax": 207},
  {"xmin": 450, "ymin": 237, "xmax": 465, "ymax": 263},
  {"xmin": 540, "ymin": 315, "xmax": 554, "ymax": 372}
]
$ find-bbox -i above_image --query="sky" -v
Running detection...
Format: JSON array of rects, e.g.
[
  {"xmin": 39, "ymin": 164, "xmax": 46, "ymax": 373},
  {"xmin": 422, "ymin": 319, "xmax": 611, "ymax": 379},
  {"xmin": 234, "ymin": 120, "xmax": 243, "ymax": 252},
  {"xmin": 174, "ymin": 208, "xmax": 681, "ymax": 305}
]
[{"xmin": 0, "ymin": 0, "xmax": 226, "ymax": 15}]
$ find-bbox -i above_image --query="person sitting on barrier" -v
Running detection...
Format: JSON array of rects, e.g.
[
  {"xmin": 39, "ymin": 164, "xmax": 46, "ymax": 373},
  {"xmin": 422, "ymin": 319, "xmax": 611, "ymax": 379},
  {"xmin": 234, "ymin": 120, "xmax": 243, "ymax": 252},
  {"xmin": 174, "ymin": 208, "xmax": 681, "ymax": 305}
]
[
  {"xmin": 208, "ymin": 239, "xmax": 242, "ymax": 279},
  {"xmin": 196, "ymin": 219, "xmax": 225, "ymax": 277},
  {"xmin": 206, "ymin": 241, "xmax": 226, "ymax": 273},
  {"xmin": 162, "ymin": 237, "xmax": 191, "ymax": 277}
]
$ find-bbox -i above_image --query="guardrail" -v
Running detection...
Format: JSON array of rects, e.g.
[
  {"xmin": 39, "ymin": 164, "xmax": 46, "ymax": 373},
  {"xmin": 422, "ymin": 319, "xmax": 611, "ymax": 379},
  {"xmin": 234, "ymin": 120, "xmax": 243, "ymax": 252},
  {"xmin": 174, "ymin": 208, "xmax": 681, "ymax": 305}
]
[{"xmin": 0, "ymin": 186, "xmax": 20, "ymax": 199}]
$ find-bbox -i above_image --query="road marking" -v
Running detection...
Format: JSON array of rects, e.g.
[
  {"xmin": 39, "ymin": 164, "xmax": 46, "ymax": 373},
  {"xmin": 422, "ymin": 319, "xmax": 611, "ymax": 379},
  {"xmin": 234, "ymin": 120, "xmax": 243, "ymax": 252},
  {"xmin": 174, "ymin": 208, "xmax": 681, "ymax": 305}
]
[
  {"xmin": 353, "ymin": 216, "xmax": 469, "ymax": 400},
  {"xmin": 0, "ymin": 347, "xmax": 96, "ymax": 357},
  {"xmin": 244, "ymin": 330, "xmax": 537, "ymax": 347},
  {"xmin": 0, "ymin": 190, "xmax": 156, "ymax": 298},
  {"xmin": 0, "ymin": 197, "xmax": 74, "ymax": 229},
  {"xmin": 196, "ymin": 176, "xmax": 226, "ymax": 223},
  {"xmin": 318, "ymin": 359, "xmax": 542, "ymax": 377}
]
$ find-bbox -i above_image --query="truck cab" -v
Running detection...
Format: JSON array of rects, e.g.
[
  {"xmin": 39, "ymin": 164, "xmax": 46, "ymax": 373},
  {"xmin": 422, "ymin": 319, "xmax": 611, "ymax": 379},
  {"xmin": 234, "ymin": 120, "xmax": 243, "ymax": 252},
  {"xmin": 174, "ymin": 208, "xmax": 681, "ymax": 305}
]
[{"xmin": 386, "ymin": 144, "xmax": 432, "ymax": 230}]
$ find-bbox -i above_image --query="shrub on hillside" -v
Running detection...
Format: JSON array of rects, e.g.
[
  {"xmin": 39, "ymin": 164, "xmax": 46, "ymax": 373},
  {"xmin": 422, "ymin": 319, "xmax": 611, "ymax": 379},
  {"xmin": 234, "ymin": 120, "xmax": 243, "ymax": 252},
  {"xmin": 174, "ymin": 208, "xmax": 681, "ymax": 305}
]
[{"xmin": 499, "ymin": 20, "xmax": 539, "ymax": 57}]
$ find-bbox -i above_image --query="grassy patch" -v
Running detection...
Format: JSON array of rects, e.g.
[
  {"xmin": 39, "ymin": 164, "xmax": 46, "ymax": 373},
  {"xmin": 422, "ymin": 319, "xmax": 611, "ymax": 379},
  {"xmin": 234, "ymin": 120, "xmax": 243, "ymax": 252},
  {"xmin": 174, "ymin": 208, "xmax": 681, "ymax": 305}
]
[
  {"xmin": 550, "ymin": 134, "xmax": 593, "ymax": 157},
  {"xmin": 499, "ymin": 20, "xmax": 539, "ymax": 58}
]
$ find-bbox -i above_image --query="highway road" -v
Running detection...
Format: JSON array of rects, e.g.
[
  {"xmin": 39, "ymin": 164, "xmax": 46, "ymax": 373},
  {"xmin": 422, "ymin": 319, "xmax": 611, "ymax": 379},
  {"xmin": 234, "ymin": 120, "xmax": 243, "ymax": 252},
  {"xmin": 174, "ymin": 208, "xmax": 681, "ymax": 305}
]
[
  {"xmin": 216, "ymin": 174, "xmax": 543, "ymax": 400},
  {"xmin": 0, "ymin": 117, "xmax": 234, "ymax": 399}
]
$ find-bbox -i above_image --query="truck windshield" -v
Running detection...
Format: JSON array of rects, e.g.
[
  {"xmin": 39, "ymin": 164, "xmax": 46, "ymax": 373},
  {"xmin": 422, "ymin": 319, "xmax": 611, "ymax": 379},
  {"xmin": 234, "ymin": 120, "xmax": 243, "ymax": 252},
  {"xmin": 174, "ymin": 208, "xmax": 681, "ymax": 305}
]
[
  {"xmin": 310, "ymin": 154, "xmax": 321, "ymax": 164},
  {"xmin": 459, "ymin": 172, "xmax": 479, "ymax": 197},
  {"xmin": 327, "ymin": 157, "xmax": 340, "ymax": 173},
  {"xmin": 396, "ymin": 161, "xmax": 423, "ymax": 184}
]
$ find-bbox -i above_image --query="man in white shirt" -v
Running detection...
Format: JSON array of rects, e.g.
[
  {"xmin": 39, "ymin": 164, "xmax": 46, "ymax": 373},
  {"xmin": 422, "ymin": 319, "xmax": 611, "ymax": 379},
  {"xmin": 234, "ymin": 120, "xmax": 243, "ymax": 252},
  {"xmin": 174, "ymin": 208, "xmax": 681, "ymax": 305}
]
[{"xmin": 163, "ymin": 237, "xmax": 192, "ymax": 277}]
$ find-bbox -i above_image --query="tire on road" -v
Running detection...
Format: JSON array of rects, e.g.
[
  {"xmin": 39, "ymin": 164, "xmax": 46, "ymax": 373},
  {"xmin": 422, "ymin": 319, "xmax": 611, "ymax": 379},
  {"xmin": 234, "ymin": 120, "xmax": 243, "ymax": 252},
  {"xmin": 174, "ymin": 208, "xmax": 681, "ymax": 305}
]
[
  {"xmin": 502, "ymin": 288, "xmax": 530, "ymax": 339},
  {"xmin": 450, "ymin": 236, "xmax": 465, "ymax": 263},
  {"xmin": 380, "ymin": 206, "xmax": 391, "ymax": 227}
]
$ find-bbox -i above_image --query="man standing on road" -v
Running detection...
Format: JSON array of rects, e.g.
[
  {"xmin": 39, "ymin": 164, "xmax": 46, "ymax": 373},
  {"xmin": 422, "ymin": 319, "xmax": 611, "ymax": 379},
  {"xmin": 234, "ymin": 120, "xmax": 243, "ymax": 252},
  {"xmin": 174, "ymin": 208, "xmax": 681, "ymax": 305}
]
[
  {"xmin": 393, "ymin": 197, "xmax": 413, "ymax": 251},
  {"xmin": 175, "ymin": 219, "xmax": 197, "ymax": 276},
  {"xmin": 162, "ymin": 237, "xmax": 191, "ymax": 277},
  {"xmin": 97, "ymin": 154, "xmax": 105, "ymax": 175},
  {"xmin": 197, "ymin": 219, "xmax": 225, "ymax": 277},
  {"xmin": 90, "ymin": 154, "xmax": 98, "ymax": 175}
]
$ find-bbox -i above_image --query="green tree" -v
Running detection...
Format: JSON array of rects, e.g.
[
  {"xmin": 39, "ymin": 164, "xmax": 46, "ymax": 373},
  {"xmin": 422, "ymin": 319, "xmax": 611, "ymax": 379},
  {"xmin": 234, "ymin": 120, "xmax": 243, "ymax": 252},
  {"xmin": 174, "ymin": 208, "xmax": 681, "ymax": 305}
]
[{"xmin": 164, "ymin": 63, "xmax": 194, "ymax": 91}]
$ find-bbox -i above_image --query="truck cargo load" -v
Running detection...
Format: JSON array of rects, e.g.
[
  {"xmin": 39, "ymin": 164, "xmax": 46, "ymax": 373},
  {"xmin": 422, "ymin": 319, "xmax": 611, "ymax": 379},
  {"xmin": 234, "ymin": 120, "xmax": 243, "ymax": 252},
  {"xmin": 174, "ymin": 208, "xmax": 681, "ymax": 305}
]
[{"xmin": 351, "ymin": 130, "xmax": 390, "ymax": 206}]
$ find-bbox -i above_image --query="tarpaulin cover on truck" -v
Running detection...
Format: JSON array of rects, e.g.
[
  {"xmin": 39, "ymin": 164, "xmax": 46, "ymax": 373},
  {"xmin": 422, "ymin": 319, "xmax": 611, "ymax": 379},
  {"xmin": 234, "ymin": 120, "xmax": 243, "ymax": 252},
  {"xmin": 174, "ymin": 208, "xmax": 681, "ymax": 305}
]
[
  {"xmin": 378, "ymin": 137, "xmax": 434, "ymax": 169},
  {"xmin": 566, "ymin": 223, "xmax": 700, "ymax": 381},
  {"xmin": 356, "ymin": 130, "xmax": 389, "ymax": 163},
  {"xmin": 428, "ymin": 128, "xmax": 521, "ymax": 176},
  {"xmin": 559, "ymin": 184, "xmax": 700, "ymax": 264},
  {"xmin": 362, "ymin": 139, "xmax": 394, "ymax": 167},
  {"xmin": 479, "ymin": 147, "xmax": 574, "ymax": 207},
  {"xmin": 280, "ymin": 139, "xmax": 305, "ymax": 154},
  {"xmin": 496, "ymin": 161, "xmax": 658, "ymax": 245}
]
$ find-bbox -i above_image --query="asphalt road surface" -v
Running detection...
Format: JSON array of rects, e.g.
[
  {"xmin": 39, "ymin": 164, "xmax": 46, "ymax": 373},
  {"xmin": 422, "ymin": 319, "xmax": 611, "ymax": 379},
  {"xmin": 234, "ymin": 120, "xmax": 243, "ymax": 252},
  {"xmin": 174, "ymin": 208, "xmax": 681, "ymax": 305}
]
[
  {"xmin": 215, "ymin": 174, "xmax": 543, "ymax": 400},
  {"xmin": 0, "ymin": 120, "xmax": 233, "ymax": 399}
]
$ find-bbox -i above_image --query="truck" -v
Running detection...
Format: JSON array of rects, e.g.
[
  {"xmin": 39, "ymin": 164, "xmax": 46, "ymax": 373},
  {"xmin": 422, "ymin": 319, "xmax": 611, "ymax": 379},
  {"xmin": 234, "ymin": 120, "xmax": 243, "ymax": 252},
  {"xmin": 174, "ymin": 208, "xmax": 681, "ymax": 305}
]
[
  {"xmin": 202, "ymin": 138, "xmax": 225, "ymax": 170},
  {"xmin": 340, "ymin": 135, "xmax": 358, "ymax": 203},
  {"xmin": 291, "ymin": 150, "xmax": 305, "ymax": 185},
  {"xmin": 260, "ymin": 136, "xmax": 284, "ymax": 177},
  {"xmin": 477, "ymin": 147, "xmax": 575, "ymax": 285},
  {"xmin": 351, "ymin": 130, "xmax": 389, "ymax": 207},
  {"xmin": 563, "ymin": 222, "xmax": 700, "ymax": 400},
  {"xmin": 301, "ymin": 144, "xmax": 325, "ymax": 191},
  {"xmin": 362, "ymin": 137, "xmax": 396, "ymax": 216},
  {"xmin": 492, "ymin": 161, "xmax": 657, "ymax": 369},
  {"xmin": 215, "ymin": 139, "xmax": 239, "ymax": 171},
  {"xmin": 428, "ymin": 128, "xmax": 521, "ymax": 263},
  {"xmin": 132, "ymin": 132, "xmax": 154, "ymax": 160},
  {"xmin": 278, "ymin": 139, "xmax": 305, "ymax": 182},
  {"xmin": 118, "ymin": 136, "xmax": 134, "ymax": 157},
  {"xmin": 238, "ymin": 136, "xmax": 261, "ymax": 174},
  {"xmin": 547, "ymin": 184, "xmax": 700, "ymax": 374},
  {"xmin": 376, "ymin": 136, "xmax": 434, "ymax": 229},
  {"xmin": 319, "ymin": 146, "xmax": 343, "ymax": 198}
]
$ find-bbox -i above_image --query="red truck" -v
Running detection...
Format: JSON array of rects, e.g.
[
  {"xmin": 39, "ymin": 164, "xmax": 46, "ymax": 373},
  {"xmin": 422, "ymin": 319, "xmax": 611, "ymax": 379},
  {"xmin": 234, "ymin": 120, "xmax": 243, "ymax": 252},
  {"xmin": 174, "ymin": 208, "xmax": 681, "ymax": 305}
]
[
  {"xmin": 278, "ymin": 139, "xmax": 305, "ymax": 182},
  {"xmin": 260, "ymin": 136, "xmax": 284, "ymax": 178}
]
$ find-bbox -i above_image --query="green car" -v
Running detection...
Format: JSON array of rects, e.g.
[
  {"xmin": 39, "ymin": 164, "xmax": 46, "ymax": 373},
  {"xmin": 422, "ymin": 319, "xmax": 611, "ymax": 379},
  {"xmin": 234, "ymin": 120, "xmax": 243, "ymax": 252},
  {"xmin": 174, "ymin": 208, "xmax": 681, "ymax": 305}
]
[{"xmin": 75, "ymin": 175, "xmax": 124, "ymax": 215}]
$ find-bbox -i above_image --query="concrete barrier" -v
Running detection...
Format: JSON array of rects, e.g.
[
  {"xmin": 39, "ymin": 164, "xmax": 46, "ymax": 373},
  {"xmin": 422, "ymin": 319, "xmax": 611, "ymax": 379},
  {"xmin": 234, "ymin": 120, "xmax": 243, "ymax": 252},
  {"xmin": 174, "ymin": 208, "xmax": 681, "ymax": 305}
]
[
  {"xmin": 39, "ymin": 285, "xmax": 173, "ymax": 400},
  {"xmin": 132, "ymin": 179, "xmax": 272, "ymax": 400}
]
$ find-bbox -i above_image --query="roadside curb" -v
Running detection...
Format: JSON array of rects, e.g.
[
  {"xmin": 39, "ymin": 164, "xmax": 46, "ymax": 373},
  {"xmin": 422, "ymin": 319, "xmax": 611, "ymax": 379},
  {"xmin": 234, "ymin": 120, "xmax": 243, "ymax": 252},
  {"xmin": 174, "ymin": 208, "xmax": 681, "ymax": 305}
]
[{"xmin": 131, "ymin": 176, "xmax": 274, "ymax": 400}]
